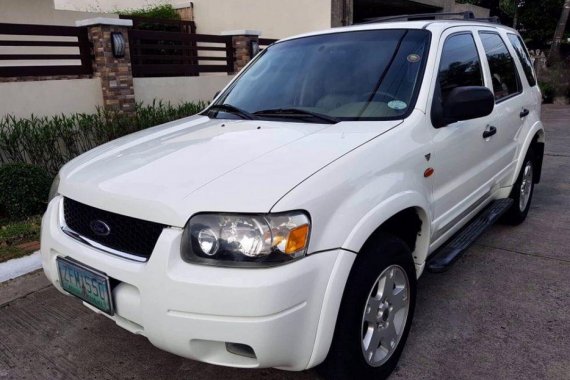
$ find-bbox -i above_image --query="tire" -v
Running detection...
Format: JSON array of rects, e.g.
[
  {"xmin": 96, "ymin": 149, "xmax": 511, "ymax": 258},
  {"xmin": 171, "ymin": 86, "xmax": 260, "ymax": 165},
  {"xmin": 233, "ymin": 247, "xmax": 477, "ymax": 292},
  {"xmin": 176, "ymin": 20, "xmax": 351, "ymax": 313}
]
[
  {"xmin": 319, "ymin": 233, "xmax": 417, "ymax": 380},
  {"xmin": 502, "ymin": 149, "xmax": 535, "ymax": 225}
]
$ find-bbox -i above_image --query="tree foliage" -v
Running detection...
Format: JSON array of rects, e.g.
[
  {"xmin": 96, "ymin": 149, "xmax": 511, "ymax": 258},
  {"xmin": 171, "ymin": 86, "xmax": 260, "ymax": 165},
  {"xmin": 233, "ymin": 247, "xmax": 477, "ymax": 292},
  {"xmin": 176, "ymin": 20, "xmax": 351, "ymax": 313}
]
[
  {"xmin": 460, "ymin": 0, "xmax": 567, "ymax": 48},
  {"xmin": 516, "ymin": 0, "xmax": 566, "ymax": 48}
]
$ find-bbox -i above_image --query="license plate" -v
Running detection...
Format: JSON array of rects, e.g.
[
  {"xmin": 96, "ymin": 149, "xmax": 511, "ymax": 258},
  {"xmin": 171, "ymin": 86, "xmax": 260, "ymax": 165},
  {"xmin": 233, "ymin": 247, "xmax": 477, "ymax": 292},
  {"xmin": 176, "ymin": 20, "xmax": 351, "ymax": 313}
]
[{"xmin": 56, "ymin": 257, "xmax": 114, "ymax": 315}]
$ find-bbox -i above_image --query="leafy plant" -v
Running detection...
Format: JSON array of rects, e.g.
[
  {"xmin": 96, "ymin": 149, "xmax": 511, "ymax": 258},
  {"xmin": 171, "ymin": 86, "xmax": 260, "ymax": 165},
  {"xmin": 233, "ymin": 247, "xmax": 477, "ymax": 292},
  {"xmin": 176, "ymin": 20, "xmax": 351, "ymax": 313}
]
[
  {"xmin": 118, "ymin": 4, "xmax": 180, "ymax": 20},
  {"xmin": 540, "ymin": 82, "xmax": 556, "ymax": 103},
  {"xmin": 0, "ymin": 100, "xmax": 206, "ymax": 176},
  {"xmin": 0, "ymin": 164, "xmax": 52, "ymax": 219}
]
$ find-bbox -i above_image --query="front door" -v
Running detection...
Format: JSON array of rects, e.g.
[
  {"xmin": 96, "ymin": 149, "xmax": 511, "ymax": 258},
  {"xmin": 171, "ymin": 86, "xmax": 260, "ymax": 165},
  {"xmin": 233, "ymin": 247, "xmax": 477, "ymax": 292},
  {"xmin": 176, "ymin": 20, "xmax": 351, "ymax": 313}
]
[{"xmin": 429, "ymin": 29, "xmax": 498, "ymax": 244}]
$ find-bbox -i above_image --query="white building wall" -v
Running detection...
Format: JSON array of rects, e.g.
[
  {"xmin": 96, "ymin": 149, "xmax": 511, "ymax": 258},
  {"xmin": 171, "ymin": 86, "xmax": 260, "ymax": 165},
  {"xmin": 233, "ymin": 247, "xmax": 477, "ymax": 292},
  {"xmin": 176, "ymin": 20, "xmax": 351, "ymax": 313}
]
[
  {"xmin": 191, "ymin": 0, "xmax": 331, "ymax": 38},
  {"xmin": 55, "ymin": 0, "xmax": 331, "ymax": 39},
  {"xmin": 0, "ymin": 0, "xmax": 118, "ymax": 26}
]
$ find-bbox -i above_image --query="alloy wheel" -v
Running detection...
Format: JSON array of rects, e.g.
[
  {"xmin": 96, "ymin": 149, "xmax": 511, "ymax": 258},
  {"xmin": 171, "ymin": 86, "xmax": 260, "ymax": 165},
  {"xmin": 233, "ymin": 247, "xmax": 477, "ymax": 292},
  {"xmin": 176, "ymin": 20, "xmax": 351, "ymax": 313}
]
[{"xmin": 361, "ymin": 265, "xmax": 410, "ymax": 367}]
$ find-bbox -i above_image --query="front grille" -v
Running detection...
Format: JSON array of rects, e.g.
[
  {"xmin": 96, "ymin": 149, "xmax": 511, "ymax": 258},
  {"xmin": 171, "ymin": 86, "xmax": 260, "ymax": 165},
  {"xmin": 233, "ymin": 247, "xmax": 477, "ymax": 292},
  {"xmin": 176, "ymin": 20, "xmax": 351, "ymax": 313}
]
[{"xmin": 63, "ymin": 197, "xmax": 165, "ymax": 260}]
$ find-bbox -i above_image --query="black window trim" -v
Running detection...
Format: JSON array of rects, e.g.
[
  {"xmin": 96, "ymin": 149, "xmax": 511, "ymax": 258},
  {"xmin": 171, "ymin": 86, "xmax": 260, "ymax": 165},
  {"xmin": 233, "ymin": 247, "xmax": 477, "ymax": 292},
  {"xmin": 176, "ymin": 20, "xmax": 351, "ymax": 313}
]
[
  {"xmin": 438, "ymin": 30, "xmax": 486, "ymax": 89},
  {"xmin": 430, "ymin": 30, "xmax": 485, "ymax": 129},
  {"xmin": 478, "ymin": 30, "xmax": 523, "ymax": 104},
  {"xmin": 506, "ymin": 32, "xmax": 537, "ymax": 88}
]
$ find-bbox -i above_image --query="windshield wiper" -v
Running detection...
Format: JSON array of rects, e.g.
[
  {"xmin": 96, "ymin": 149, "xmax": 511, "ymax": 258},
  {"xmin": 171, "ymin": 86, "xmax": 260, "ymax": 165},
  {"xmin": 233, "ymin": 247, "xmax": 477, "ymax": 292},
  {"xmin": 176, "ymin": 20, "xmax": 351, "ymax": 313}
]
[
  {"xmin": 254, "ymin": 108, "xmax": 339, "ymax": 124},
  {"xmin": 207, "ymin": 104, "xmax": 257, "ymax": 120}
]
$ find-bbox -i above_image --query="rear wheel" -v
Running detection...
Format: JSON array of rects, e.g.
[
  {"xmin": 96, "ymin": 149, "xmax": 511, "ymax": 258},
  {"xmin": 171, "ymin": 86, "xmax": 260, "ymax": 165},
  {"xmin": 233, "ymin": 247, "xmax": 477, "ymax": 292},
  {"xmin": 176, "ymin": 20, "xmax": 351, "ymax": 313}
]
[
  {"xmin": 502, "ymin": 149, "xmax": 535, "ymax": 225},
  {"xmin": 319, "ymin": 233, "xmax": 416, "ymax": 379}
]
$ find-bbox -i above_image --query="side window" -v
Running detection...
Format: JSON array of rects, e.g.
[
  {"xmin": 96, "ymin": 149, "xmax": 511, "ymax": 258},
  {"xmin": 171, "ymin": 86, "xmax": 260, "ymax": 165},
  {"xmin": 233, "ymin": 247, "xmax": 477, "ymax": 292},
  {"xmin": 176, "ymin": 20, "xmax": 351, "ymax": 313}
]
[
  {"xmin": 507, "ymin": 33, "xmax": 537, "ymax": 87},
  {"xmin": 479, "ymin": 32, "xmax": 521, "ymax": 101},
  {"xmin": 438, "ymin": 33, "xmax": 483, "ymax": 102}
]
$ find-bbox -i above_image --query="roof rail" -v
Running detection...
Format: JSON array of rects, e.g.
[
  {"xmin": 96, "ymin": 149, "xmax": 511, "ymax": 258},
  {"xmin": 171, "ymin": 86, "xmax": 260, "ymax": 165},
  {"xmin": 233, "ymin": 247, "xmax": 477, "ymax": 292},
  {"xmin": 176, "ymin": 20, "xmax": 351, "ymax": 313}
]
[
  {"xmin": 358, "ymin": 11, "xmax": 479, "ymax": 24},
  {"xmin": 472, "ymin": 16, "xmax": 501, "ymax": 24}
]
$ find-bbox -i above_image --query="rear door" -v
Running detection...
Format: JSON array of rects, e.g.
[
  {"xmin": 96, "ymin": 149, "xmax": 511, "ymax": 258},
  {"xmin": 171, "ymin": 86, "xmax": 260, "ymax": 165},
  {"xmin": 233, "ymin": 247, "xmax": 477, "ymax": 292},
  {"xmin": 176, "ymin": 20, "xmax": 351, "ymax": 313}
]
[
  {"xmin": 474, "ymin": 28, "xmax": 526, "ymax": 189},
  {"xmin": 505, "ymin": 32, "xmax": 542, "ymax": 179}
]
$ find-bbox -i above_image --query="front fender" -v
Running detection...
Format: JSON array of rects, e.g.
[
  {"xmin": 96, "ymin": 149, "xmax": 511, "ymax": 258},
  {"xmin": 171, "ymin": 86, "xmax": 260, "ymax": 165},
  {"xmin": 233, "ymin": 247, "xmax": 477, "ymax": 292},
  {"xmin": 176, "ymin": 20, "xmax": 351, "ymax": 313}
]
[{"xmin": 342, "ymin": 190, "xmax": 431, "ymax": 266}]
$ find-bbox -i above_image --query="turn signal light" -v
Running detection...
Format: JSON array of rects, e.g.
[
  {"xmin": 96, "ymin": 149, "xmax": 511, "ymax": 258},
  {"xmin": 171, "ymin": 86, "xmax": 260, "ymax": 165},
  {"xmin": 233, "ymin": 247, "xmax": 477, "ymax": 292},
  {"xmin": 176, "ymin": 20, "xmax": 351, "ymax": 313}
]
[{"xmin": 285, "ymin": 224, "xmax": 309, "ymax": 254}]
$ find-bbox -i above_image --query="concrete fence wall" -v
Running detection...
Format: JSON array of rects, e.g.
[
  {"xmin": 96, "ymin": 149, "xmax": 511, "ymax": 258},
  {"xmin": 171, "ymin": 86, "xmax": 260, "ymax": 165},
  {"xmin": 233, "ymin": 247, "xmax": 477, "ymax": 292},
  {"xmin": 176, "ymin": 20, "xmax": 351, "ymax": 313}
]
[
  {"xmin": 0, "ymin": 73, "xmax": 234, "ymax": 118},
  {"xmin": 0, "ymin": 78, "xmax": 104, "ymax": 118},
  {"xmin": 133, "ymin": 75, "xmax": 234, "ymax": 107}
]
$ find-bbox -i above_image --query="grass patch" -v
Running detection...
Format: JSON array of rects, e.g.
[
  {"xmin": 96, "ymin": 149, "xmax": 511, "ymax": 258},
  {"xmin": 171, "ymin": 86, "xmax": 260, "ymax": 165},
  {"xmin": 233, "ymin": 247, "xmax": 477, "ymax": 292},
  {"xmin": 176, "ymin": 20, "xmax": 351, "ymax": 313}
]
[
  {"xmin": 0, "ymin": 216, "xmax": 41, "ymax": 263},
  {"xmin": 0, "ymin": 245, "xmax": 36, "ymax": 262}
]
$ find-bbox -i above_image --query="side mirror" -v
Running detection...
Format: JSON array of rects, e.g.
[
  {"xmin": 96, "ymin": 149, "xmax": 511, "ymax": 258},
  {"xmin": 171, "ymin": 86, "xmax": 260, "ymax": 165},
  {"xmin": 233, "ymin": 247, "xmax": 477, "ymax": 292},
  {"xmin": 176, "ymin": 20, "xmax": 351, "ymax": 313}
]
[{"xmin": 432, "ymin": 86, "xmax": 494, "ymax": 128}]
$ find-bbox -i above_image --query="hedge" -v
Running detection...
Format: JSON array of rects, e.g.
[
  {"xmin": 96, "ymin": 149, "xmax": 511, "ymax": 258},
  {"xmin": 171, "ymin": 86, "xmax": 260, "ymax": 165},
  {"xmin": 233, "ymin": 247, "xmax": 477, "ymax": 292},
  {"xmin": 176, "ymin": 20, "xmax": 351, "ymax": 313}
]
[
  {"xmin": 0, "ymin": 100, "xmax": 206, "ymax": 176},
  {"xmin": 0, "ymin": 163, "xmax": 52, "ymax": 219}
]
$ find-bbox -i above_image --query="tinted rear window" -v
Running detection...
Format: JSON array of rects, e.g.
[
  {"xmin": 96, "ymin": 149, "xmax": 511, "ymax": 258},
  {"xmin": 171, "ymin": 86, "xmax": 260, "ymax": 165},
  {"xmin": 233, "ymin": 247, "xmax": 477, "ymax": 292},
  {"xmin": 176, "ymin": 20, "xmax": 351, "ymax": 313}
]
[
  {"xmin": 479, "ymin": 32, "xmax": 521, "ymax": 101},
  {"xmin": 507, "ymin": 33, "xmax": 537, "ymax": 87}
]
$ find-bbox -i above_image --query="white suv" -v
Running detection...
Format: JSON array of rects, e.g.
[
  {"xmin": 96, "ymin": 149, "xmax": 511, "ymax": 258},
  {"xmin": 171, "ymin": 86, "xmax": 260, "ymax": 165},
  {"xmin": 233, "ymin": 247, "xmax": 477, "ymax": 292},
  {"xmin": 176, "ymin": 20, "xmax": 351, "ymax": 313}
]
[{"xmin": 42, "ymin": 14, "xmax": 544, "ymax": 379}]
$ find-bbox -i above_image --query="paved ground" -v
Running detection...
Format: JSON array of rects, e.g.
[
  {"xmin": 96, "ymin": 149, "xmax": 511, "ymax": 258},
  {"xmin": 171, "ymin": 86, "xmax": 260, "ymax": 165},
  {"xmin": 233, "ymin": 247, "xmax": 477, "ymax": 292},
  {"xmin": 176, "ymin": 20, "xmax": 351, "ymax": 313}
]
[{"xmin": 1, "ymin": 105, "xmax": 569, "ymax": 380}]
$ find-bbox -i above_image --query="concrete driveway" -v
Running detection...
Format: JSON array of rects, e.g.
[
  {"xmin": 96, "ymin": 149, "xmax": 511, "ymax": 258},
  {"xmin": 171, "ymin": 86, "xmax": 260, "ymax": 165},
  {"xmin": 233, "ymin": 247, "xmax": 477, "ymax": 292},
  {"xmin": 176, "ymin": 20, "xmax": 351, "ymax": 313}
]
[{"xmin": 1, "ymin": 105, "xmax": 569, "ymax": 379}]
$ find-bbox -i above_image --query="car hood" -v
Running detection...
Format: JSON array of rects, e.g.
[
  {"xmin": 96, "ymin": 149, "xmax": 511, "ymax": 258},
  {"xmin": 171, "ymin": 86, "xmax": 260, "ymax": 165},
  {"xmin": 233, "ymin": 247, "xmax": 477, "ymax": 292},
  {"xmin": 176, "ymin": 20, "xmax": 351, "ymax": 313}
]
[{"xmin": 59, "ymin": 115, "xmax": 402, "ymax": 227}]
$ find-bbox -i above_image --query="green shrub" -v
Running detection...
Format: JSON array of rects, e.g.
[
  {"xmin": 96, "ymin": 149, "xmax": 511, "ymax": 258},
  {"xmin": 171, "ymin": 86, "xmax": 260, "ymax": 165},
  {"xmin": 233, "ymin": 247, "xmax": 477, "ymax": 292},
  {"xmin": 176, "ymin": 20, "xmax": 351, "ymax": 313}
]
[
  {"xmin": 0, "ymin": 164, "xmax": 52, "ymax": 219},
  {"xmin": 540, "ymin": 82, "xmax": 555, "ymax": 103},
  {"xmin": 118, "ymin": 4, "xmax": 180, "ymax": 20},
  {"xmin": 0, "ymin": 100, "xmax": 206, "ymax": 175}
]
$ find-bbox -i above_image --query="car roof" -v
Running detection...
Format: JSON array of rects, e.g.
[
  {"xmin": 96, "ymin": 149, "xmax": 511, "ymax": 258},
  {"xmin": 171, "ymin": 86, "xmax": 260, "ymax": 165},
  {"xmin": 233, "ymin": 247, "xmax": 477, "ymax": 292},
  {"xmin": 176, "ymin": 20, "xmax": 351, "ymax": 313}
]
[{"xmin": 277, "ymin": 20, "xmax": 517, "ymax": 44}]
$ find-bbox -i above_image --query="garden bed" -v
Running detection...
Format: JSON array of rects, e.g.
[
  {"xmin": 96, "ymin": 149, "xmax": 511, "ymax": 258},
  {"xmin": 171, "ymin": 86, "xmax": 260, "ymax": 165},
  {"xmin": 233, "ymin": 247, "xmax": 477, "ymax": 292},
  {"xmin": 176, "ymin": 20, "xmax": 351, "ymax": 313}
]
[{"xmin": 0, "ymin": 216, "xmax": 41, "ymax": 263}]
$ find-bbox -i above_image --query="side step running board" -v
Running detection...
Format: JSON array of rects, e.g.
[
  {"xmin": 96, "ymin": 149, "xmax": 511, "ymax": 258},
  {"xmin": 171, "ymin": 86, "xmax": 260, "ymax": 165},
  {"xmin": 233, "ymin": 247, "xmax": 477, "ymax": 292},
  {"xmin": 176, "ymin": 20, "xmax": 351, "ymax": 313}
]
[{"xmin": 427, "ymin": 198, "xmax": 514, "ymax": 273}]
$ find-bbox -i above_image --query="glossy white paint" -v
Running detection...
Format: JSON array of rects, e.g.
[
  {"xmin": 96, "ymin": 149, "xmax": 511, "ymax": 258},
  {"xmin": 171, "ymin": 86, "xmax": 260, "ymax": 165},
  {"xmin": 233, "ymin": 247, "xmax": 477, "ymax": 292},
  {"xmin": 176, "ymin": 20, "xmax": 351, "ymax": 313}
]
[
  {"xmin": 42, "ymin": 20, "xmax": 544, "ymax": 370},
  {"xmin": 59, "ymin": 116, "xmax": 402, "ymax": 227}
]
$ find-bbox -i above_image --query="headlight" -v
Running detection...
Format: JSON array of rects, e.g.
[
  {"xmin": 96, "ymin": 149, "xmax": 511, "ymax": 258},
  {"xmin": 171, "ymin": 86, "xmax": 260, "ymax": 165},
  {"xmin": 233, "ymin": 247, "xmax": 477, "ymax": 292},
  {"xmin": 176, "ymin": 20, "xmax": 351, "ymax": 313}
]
[
  {"xmin": 181, "ymin": 211, "xmax": 311, "ymax": 267},
  {"xmin": 48, "ymin": 174, "xmax": 60, "ymax": 203}
]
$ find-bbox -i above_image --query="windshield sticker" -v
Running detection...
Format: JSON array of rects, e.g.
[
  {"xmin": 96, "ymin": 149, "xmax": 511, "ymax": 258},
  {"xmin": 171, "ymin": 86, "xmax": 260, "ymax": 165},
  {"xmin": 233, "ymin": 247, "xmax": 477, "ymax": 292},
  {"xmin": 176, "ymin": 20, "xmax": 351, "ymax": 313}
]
[
  {"xmin": 387, "ymin": 100, "xmax": 407, "ymax": 110},
  {"xmin": 407, "ymin": 54, "xmax": 421, "ymax": 63}
]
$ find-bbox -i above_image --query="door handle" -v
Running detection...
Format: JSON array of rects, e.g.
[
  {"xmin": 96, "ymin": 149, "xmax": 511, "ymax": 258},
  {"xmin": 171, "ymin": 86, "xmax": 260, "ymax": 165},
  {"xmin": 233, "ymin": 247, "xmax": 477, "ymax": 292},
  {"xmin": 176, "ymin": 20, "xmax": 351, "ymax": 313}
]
[
  {"xmin": 520, "ymin": 108, "xmax": 530, "ymax": 118},
  {"xmin": 483, "ymin": 126, "xmax": 497, "ymax": 139}
]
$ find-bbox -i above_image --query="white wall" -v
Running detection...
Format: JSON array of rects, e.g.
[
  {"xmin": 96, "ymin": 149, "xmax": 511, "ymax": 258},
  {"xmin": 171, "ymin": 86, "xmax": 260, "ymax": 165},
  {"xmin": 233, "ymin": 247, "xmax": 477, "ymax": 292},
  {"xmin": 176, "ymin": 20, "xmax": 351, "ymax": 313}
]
[
  {"xmin": 0, "ymin": 78, "xmax": 104, "ymax": 118},
  {"xmin": 54, "ymin": 0, "xmax": 159, "ymax": 13},
  {"xmin": 0, "ymin": 0, "xmax": 118, "ymax": 26},
  {"xmin": 55, "ymin": 0, "xmax": 331, "ymax": 39},
  {"xmin": 133, "ymin": 75, "xmax": 234, "ymax": 105},
  {"xmin": 451, "ymin": 3, "xmax": 490, "ymax": 18},
  {"xmin": 191, "ymin": 0, "xmax": 331, "ymax": 39}
]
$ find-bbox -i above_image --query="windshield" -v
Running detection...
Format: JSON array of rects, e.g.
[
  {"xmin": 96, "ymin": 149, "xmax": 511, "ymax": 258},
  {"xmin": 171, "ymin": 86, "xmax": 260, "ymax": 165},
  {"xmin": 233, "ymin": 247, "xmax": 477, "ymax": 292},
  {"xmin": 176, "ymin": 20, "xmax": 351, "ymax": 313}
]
[{"xmin": 213, "ymin": 29, "xmax": 430, "ymax": 122}]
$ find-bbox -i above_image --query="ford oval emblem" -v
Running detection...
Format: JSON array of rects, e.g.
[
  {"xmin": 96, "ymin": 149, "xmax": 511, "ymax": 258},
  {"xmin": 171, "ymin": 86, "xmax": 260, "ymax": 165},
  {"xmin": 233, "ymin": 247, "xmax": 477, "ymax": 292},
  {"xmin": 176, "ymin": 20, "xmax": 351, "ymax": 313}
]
[{"xmin": 90, "ymin": 220, "xmax": 111, "ymax": 236}]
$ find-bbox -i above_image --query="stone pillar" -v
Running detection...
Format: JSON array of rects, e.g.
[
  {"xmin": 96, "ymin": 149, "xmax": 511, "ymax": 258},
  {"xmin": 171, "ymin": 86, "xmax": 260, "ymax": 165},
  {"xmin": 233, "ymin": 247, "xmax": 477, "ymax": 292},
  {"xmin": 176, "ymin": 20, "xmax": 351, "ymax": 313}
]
[
  {"xmin": 331, "ymin": 0, "xmax": 353, "ymax": 27},
  {"xmin": 221, "ymin": 30, "xmax": 261, "ymax": 74},
  {"xmin": 76, "ymin": 18, "xmax": 135, "ymax": 115},
  {"xmin": 174, "ymin": 2, "xmax": 194, "ymax": 21}
]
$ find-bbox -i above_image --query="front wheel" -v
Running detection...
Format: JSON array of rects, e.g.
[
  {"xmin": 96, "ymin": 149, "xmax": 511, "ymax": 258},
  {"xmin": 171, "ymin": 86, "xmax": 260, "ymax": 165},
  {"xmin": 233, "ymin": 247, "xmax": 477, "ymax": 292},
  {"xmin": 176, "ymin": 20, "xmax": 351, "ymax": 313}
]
[
  {"xmin": 319, "ymin": 233, "xmax": 416, "ymax": 379},
  {"xmin": 502, "ymin": 149, "xmax": 535, "ymax": 225}
]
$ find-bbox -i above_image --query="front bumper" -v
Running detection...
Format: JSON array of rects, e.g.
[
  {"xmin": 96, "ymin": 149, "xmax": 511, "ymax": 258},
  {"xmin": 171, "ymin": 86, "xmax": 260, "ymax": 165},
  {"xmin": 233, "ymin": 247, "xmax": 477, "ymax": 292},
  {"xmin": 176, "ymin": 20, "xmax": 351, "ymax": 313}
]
[{"xmin": 41, "ymin": 197, "xmax": 354, "ymax": 370}]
